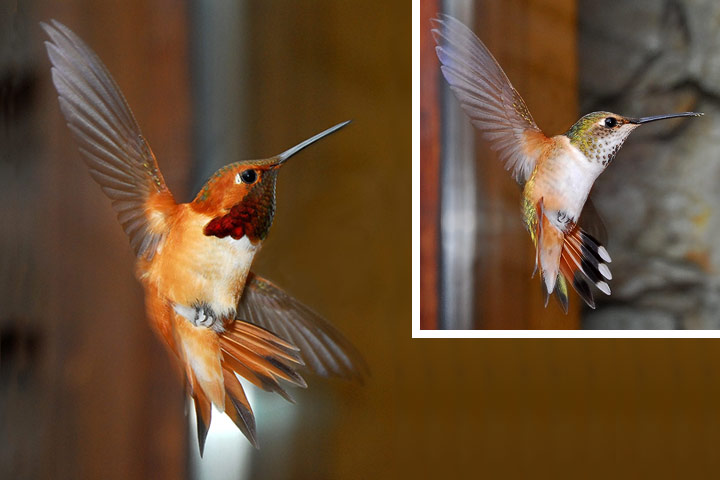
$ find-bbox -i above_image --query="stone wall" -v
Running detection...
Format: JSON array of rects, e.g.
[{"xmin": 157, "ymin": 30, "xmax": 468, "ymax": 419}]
[{"xmin": 579, "ymin": 1, "xmax": 720, "ymax": 328}]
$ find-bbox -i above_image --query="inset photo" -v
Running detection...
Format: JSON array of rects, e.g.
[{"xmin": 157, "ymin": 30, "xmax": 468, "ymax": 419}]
[{"xmin": 419, "ymin": 1, "xmax": 716, "ymax": 333}]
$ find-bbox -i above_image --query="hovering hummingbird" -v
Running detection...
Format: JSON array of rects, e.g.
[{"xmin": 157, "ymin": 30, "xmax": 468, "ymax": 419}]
[
  {"xmin": 42, "ymin": 20, "xmax": 366, "ymax": 453},
  {"xmin": 431, "ymin": 14, "xmax": 702, "ymax": 312}
]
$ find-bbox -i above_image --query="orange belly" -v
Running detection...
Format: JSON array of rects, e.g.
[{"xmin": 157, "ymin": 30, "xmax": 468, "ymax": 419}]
[{"xmin": 138, "ymin": 204, "xmax": 258, "ymax": 320}]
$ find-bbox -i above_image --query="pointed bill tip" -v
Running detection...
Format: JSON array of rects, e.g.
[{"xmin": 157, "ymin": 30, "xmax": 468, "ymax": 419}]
[{"xmin": 275, "ymin": 120, "xmax": 351, "ymax": 165}]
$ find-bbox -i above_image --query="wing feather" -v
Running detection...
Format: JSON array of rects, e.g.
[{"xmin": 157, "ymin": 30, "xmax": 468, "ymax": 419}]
[
  {"xmin": 431, "ymin": 14, "xmax": 545, "ymax": 183},
  {"xmin": 236, "ymin": 273, "xmax": 368, "ymax": 382},
  {"xmin": 42, "ymin": 20, "xmax": 174, "ymax": 260}
]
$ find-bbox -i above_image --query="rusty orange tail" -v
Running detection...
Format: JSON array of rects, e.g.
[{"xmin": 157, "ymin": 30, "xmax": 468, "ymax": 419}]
[{"xmin": 173, "ymin": 312, "xmax": 305, "ymax": 454}]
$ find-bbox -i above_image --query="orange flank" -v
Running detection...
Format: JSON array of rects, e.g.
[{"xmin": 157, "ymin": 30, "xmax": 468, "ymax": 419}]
[{"xmin": 43, "ymin": 19, "xmax": 366, "ymax": 454}]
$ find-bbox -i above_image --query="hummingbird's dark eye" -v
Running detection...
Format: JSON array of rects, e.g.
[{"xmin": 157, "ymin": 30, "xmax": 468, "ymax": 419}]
[
  {"xmin": 604, "ymin": 117, "xmax": 618, "ymax": 128},
  {"xmin": 240, "ymin": 169, "xmax": 257, "ymax": 184}
]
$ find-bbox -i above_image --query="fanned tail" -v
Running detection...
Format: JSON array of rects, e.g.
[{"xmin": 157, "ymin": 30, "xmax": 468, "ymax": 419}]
[
  {"xmin": 558, "ymin": 225, "xmax": 612, "ymax": 309},
  {"xmin": 173, "ymin": 310, "xmax": 305, "ymax": 455},
  {"xmin": 530, "ymin": 198, "xmax": 612, "ymax": 312},
  {"xmin": 213, "ymin": 321, "xmax": 305, "ymax": 452}
]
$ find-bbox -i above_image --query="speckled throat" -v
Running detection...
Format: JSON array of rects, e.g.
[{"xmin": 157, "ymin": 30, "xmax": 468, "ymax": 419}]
[
  {"xmin": 203, "ymin": 171, "xmax": 278, "ymax": 244},
  {"xmin": 564, "ymin": 115, "xmax": 636, "ymax": 167},
  {"xmin": 565, "ymin": 129, "xmax": 631, "ymax": 166}
]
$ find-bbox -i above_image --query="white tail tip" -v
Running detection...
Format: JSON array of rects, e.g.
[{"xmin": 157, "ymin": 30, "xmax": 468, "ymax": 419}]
[
  {"xmin": 596, "ymin": 281, "xmax": 611, "ymax": 295},
  {"xmin": 598, "ymin": 263, "xmax": 612, "ymax": 280}
]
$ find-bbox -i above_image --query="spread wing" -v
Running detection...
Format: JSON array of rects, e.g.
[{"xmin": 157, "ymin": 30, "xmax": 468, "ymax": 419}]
[
  {"xmin": 42, "ymin": 20, "xmax": 175, "ymax": 260},
  {"xmin": 431, "ymin": 14, "xmax": 546, "ymax": 184},
  {"xmin": 236, "ymin": 273, "xmax": 368, "ymax": 382}
]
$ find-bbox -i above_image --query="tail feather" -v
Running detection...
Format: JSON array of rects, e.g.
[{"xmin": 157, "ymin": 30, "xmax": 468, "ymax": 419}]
[
  {"xmin": 221, "ymin": 351, "xmax": 297, "ymax": 403},
  {"xmin": 553, "ymin": 274, "xmax": 570, "ymax": 314},
  {"xmin": 173, "ymin": 309, "xmax": 305, "ymax": 453},
  {"xmin": 579, "ymin": 230, "xmax": 612, "ymax": 263},
  {"xmin": 558, "ymin": 224, "xmax": 613, "ymax": 309},
  {"xmin": 222, "ymin": 368, "xmax": 258, "ymax": 449},
  {"xmin": 189, "ymin": 371, "xmax": 212, "ymax": 457},
  {"xmin": 220, "ymin": 332, "xmax": 307, "ymax": 387},
  {"xmin": 559, "ymin": 256, "xmax": 595, "ymax": 309},
  {"xmin": 565, "ymin": 230, "xmax": 612, "ymax": 283},
  {"xmin": 533, "ymin": 198, "xmax": 563, "ymax": 295}
]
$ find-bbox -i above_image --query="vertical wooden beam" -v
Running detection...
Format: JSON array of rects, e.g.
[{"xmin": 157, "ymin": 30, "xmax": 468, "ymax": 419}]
[{"xmin": 420, "ymin": 0, "xmax": 441, "ymax": 329}]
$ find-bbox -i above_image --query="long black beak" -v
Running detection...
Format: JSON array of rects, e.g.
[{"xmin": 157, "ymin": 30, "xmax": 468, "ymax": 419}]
[
  {"xmin": 630, "ymin": 112, "xmax": 703, "ymax": 124},
  {"xmin": 275, "ymin": 120, "xmax": 351, "ymax": 165}
]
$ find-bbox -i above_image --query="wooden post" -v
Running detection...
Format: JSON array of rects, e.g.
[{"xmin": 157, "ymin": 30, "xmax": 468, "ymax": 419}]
[{"xmin": 420, "ymin": 0, "xmax": 442, "ymax": 329}]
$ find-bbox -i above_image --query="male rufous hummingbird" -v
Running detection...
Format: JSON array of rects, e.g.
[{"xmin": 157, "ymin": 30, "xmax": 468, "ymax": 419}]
[
  {"xmin": 42, "ymin": 20, "xmax": 366, "ymax": 453},
  {"xmin": 432, "ymin": 14, "xmax": 702, "ymax": 312}
]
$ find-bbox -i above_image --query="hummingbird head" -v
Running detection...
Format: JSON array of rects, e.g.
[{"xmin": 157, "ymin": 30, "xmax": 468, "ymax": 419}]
[
  {"xmin": 192, "ymin": 120, "xmax": 350, "ymax": 244},
  {"xmin": 565, "ymin": 111, "xmax": 702, "ymax": 166}
]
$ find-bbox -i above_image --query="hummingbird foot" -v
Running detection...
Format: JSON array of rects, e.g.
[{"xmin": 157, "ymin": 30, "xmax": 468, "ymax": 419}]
[
  {"xmin": 194, "ymin": 305, "xmax": 215, "ymax": 327},
  {"xmin": 173, "ymin": 302, "xmax": 226, "ymax": 333}
]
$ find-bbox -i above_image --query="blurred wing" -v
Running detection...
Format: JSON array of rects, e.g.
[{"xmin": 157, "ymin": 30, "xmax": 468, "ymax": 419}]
[
  {"xmin": 431, "ymin": 14, "xmax": 546, "ymax": 184},
  {"xmin": 237, "ymin": 273, "xmax": 368, "ymax": 382},
  {"xmin": 42, "ymin": 20, "xmax": 175, "ymax": 260},
  {"xmin": 579, "ymin": 198, "xmax": 609, "ymax": 246}
]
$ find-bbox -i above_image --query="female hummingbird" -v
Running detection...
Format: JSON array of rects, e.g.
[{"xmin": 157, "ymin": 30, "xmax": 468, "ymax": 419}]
[
  {"xmin": 42, "ymin": 20, "xmax": 366, "ymax": 452},
  {"xmin": 431, "ymin": 14, "xmax": 702, "ymax": 312}
]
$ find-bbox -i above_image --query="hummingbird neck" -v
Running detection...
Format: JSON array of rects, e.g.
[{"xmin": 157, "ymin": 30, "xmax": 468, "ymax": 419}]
[
  {"xmin": 564, "ymin": 126, "xmax": 595, "ymax": 159},
  {"xmin": 199, "ymin": 171, "xmax": 278, "ymax": 244},
  {"xmin": 203, "ymin": 200, "xmax": 275, "ymax": 244}
]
